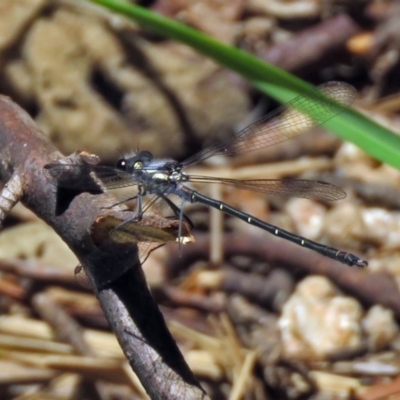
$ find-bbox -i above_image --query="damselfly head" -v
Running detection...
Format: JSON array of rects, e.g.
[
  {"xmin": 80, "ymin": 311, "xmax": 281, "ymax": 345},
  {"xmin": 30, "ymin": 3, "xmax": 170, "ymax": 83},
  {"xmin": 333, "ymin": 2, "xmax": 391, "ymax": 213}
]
[{"xmin": 115, "ymin": 151, "xmax": 154, "ymax": 173}]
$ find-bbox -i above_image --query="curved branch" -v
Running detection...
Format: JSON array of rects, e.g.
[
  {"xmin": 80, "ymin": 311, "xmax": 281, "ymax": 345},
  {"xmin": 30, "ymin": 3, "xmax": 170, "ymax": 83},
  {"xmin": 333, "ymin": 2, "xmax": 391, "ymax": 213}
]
[{"xmin": 0, "ymin": 95, "xmax": 208, "ymax": 400}]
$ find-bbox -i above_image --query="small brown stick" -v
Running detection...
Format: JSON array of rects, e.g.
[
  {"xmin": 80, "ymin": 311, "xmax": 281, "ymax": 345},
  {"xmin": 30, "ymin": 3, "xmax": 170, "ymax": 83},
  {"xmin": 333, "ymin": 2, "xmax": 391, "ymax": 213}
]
[
  {"xmin": 259, "ymin": 14, "xmax": 360, "ymax": 74},
  {"xmin": 0, "ymin": 258, "xmax": 76, "ymax": 284},
  {"xmin": 0, "ymin": 95, "xmax": 208, "ymax": 400}
]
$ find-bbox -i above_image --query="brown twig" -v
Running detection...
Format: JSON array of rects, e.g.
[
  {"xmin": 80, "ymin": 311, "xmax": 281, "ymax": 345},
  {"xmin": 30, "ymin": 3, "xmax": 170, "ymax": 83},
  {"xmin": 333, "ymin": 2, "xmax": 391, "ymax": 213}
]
[
  {"xmin": 259, "ymin": 14, "xmax": 360, "ymax": 75},
  {"xmin": 0, "ymin": 258, "xmax": 76, "ymax": 284},
  {"xmin": 221, "ymin": 267, "xmax": 294, "ymax": 312},
  {"xmin": 0, "ymin": 95, "xmax": 208, "ymax": 400}
]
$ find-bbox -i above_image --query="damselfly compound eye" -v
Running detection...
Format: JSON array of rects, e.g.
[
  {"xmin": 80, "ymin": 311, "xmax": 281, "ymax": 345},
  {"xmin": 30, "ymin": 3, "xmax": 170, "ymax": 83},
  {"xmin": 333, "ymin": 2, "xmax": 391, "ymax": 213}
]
[{"xmin": 116, "ymin": 159, "xmax": 127, "ymax": 171}]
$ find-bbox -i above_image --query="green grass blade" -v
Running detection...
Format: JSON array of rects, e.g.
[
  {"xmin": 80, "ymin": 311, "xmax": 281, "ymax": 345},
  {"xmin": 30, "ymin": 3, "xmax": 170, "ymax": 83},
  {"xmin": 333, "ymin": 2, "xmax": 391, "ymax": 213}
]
[{"xmin": 89, "ymin": 0, "xmax": 400, "ymax": 170}]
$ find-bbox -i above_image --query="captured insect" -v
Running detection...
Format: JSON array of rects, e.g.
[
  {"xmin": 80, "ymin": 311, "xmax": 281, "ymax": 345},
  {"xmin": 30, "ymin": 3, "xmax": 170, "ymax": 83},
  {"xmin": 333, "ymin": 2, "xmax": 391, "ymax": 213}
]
[{"xmin": 44, "ymin": 82, "xmax": 368, "ymax": 268}]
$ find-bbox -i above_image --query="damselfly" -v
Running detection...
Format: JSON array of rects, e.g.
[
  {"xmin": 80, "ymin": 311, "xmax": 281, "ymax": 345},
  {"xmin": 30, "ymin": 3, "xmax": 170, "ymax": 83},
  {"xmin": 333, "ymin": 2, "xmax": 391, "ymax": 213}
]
[{"xmin": 44, "ymin": 82, "xmax": 368, "ymax": 267}]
